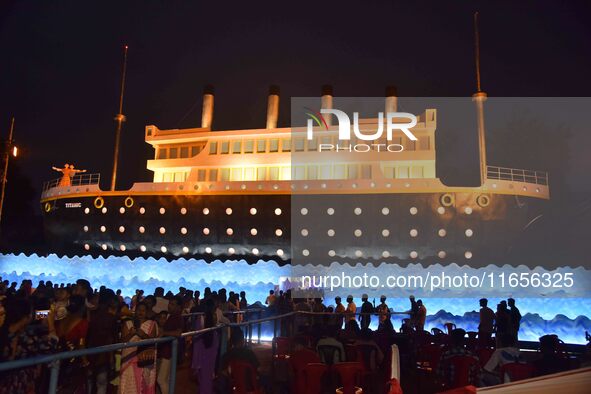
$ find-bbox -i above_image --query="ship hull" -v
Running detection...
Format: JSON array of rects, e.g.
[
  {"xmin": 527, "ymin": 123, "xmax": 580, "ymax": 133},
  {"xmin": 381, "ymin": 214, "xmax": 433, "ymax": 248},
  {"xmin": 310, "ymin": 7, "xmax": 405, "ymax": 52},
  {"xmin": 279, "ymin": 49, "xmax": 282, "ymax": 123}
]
[{"xmin": 41, "ymin": 190, "xmax": 546, "ymax": 266}]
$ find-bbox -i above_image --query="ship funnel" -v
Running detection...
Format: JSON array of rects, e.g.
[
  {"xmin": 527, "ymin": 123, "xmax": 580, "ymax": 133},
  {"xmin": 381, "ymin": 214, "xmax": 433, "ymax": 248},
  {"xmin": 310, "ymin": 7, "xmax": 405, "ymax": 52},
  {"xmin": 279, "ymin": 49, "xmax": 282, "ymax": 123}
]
[
  {"xmin": 385, "ymin": 85, "xmax": 398, "ymax": 113},
  {"xmin": 321, "ymin": 85, "xmax": 333, "ymax": 127},
  {"xmin": 472, "ymin": 12, "xmax": 487, "ymax": 185},
  {"xmin": 266, "ymin": 85, "xmax": 280, "ymax": 129},
  {"xmin": 201, "ymin": 85, "xmax": 214, "ymax": 129}
]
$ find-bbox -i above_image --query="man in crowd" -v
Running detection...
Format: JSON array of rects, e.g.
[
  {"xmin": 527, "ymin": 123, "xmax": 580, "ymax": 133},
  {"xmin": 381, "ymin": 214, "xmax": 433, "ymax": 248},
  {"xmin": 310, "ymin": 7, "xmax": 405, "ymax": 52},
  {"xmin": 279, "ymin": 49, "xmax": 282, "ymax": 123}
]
[
  {"xmin": 478, "ymin": 298, "xmax": 495, "ymax": 345},
  {"xmin": 359, "ymin": 294, "xmax": 373, "ymax": 330},
  {"xmin": 508, "ymin": 298, "xmax": 522, "ymax": 343}
]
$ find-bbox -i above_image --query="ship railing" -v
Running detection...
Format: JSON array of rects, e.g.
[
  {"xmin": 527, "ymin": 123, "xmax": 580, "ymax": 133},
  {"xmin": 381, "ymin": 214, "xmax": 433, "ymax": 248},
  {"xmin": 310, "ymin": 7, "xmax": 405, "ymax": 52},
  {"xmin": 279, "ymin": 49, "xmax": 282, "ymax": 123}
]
[
  {"xmin": 487, "ymin": 165, "xmax": 548, "ymax": 186},
  {"xmin": 42, "ymin": 173, "xmax": 101, "ymax": 192}
]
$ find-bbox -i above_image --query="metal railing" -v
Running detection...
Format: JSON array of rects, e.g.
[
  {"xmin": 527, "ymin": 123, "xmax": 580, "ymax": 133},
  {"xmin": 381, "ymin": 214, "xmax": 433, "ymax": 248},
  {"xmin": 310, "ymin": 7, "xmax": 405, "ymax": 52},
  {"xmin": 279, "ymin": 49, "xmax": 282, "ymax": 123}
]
[
  {"xmin": 487, "ymin": 165, "xmax": 548, "ymax": 186},
  {"xmin": 42, "ymin": 173, "xmax": 101, "ymax": 192}
]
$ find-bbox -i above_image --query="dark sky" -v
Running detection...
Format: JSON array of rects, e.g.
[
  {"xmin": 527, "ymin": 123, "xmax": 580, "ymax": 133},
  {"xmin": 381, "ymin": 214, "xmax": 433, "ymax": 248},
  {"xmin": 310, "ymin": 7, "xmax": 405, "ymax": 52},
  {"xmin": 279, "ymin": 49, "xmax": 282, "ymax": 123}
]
[{"xmin": 1, "ymin": 0, "xmax": 590, "ymax": 193}]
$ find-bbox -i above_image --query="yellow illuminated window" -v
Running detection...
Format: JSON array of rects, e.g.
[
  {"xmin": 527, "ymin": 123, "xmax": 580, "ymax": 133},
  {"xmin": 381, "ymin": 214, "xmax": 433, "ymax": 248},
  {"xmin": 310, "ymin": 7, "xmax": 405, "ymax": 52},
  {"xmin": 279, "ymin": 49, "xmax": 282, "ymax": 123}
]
[
  {"xmin": 257, "ymin": 167, "xmax": 266, "ymax": 180},
  {"xmin": 411, "ymin": 167, "xmax": 423, "ymax": 178},
  {"xmin": 334, "ymin": 164, "xmax": 346, "ymax": 179},
  {"xmin": 281, "ymin": 139, "xmax": 291, "ymax": 152},
  {"xmin": 269, "ymin": 139, "xmax": 279, "ymax": 152},
  {"xmin": 257, "ymin": 140, "xmax": 266, "ymax": 153},
  {"xmin": 293, "ymin": 166, "xmax": 305, "ymax": 180},
  {"xmin": 269, "ymin": 167, "xmax": 279, "ymax": 180},
  {"xmin": 347, "ymin": 164, "xmax": 358, "ymax": 179},
  {"xmin": 384, "ymin": 166, "xmax": 395, "ymax": 179},
  {"xmin": 180, "ymin": 147, "xmax": 189, "ymax": 158},
  {"xmin": 157, "ymin": 148, "xmax": 167, "ymax": 159},
  {"xmin": 231, "ymin": 168, "xmax": 242, "ymax": 181},
  {"xmin": 361, "ymin": 164, "xmax": 372, "ymax": 179},
  {"xmin": 319, "ymin": 165, "xmax": 331, "ymax": 179},
  {"xmin": 209, "ymin": 169, "xmax": 218, "ymax": 181},
  {"xmin": 221, "ymin": 168, "xmax": 230, "ymax": 181},
  {"xmin": 281, "ymin": 166, "xmax": 291, "ymax": 180},
  {"xmin": 244, "ymin": 140, "xmax": 254, "ymax": 153},
  {"xmin": 244, "ymin": 167, "xmax": 255, "ymax": 181},
  {"xmin": 221, "ymin": 141, "xmax": 229, "ymax": 154},
  {"xmin": 307, "ymin": 165, "xmax": 318, "ymax": 180},
  {"xmin": 308, "ymin": 137, "xmax": 318, "ymax": 151},
  {"xmin": 174, "ymin": 172, "xmax": 186, "ymax": 182},
  {"xmin": 169, "ymin": 148, "xmax": 178, "ymax": 159},
  {"xmin": 209, "ymin": 142, "xmax": 218, "ymax": 155},
  {"xmin": 398, "ymin": 166, "xmax": 409, "ymax": 178},
  {"xmin": 191, "ymin": 146, "xmax": 201, "ymax": 156},
  {"xmin": 197, "ymin": 169, "xmax": 206, "ymax": 181},
  {"xmin": 232, "ymin": 141, "xmax": 242, "ymax": 154},
  {"xmin": 294, "ymin": 138, "xmax": 305, "ymax": 152},
  {"xmin": 163, "ymin": 173, "xmax": 173, "ymax": 182}
]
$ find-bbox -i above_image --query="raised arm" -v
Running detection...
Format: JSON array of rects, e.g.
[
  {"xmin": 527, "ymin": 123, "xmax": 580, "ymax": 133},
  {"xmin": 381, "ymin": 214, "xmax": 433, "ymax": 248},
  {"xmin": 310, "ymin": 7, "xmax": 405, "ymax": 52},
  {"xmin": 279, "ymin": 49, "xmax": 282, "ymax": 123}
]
[{"xmin": 52, "ymin": 166, "xmax": 63, "ymax": 172}]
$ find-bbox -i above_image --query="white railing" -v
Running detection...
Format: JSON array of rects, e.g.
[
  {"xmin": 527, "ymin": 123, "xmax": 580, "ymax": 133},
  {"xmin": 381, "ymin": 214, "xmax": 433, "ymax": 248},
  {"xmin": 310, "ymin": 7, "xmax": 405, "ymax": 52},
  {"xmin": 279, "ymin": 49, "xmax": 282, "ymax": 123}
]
[
  {"xmin": 487, "ymin": 166, "xmax": 548, "ymax": 186},
  {"xmin": 42, "ymin": 173, "xmax": 101, "ymax": 192}
]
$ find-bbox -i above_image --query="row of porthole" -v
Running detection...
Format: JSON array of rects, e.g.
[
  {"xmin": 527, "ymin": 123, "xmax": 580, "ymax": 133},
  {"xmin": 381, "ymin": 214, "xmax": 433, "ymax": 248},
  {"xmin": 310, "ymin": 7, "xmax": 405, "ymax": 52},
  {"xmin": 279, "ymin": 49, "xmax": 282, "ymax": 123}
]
[
  {"xmin": 84, "ymin": 243, "xmax": 284, "ymax": 256},
  {"xmin": 300, "ymin": 206, "xmax": 475, "ymax": 216},
  {"xmin": 299, "ymin": 228, "xmax": 474, "ymax": 238},
  {"xmin": 85, "ymin": 226, "xmax": 285, "ymax": 237},
  {"xmin": 85, "ymin": 206, "xmax": 283, "ymax": 216},
  {"xmin": 298, "ymin": 249, "xmax": 473, "ymax": 259}
]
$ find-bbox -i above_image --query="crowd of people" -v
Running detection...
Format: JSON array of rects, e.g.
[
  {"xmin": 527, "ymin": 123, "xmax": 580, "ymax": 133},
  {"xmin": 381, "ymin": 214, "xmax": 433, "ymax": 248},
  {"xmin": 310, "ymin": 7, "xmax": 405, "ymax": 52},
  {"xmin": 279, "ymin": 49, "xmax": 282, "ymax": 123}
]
[{"xmin": 0, "ymin": 278, "xmax": 588, "ymax": 394}]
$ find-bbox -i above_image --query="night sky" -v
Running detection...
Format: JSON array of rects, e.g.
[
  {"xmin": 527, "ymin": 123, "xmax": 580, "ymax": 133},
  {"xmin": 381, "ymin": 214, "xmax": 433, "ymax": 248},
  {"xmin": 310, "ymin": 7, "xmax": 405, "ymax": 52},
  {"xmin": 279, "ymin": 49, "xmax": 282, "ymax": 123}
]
[{"xmin": 0, "ymin": 1, "xmax": 590, "ymax": 252}]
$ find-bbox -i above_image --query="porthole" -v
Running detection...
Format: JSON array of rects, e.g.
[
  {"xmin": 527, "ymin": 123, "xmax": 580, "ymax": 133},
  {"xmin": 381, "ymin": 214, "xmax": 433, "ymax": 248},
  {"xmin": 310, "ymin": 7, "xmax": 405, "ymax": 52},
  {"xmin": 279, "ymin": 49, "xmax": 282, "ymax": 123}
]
[
  {"xmin": 327, "ymin": 229, "xmax": 335, "ymax": 237},
  {"xmin": 476, "ymin": 194, "xmax": 490, "ymax": 207},
  {"xmin": 382, "ymin": 207, "xmax": 390, "ymax": 215},
  {"xmin": 203, "ymin": 208, "xmax": 210, "ymax": 215},
  {"xmin": 465, "ymin": 229, "xmax": 473, "ymax": 237},
  {"xmin": 180, "ymin": 207, "xmax": 187, "ymax": 215},
  {"xmin": 464, "ymin": 207, "xmax": 473, "ymax": 215},
  {"xmin": 301, "ymin": 229, "xmax": 309, "ymax": 236},
  {"xmin": 410, "ymin": 207, "xmax": 418, "ymax": 215},
  {"xmin": 159, "ymin": 227, "xmax": 166, "ymax": 234},
  {"xmin": 226, "ymin": 228, "xmax": 233, "ymax": 235},
  {"xmin": 203, "ymin": 228, "xmax": 210, "ymax": 235},
  {"xmin": 226, "ymin": 208, "xmax": 233, "ymax": 215},
  {"xmin": 181, "ymin": 227, "xmax": 188, "ymax": 235},
  {"xmin": 250, "ymin": 208, "xmax": 257, "ymax": 215},
  {"xmin": 354, "ymin": 207, "xmax": 362, "ymax": 215},
  {"xmin": 410, "ymin": 251, "xmax": 418, "ymax": 259},
  {"xmin": 84, "ymin": 244, "xmax": 90, "ymax": 251},
  {"xmin": 275, "ymin": 229, "xmax": 283, "ymax": 237},
  {"xmin": 228, "ymin": 247, "xmax": 235, "ymax": 255},
  {"xmin": 94, "ymin": 197, "xmax": 104, "ymax": 209},
  {"xmin": 183, "ymin": 246, "xmax": 189, "ymax": 254},
  {"xmin": 159, "ymin": 207, "xmax": 166, "ymax": 215},
  {"xmin": 83, "ymin": 226, "xmax": 89, "ymax": 232},
  {"xmin": 327, "ymin": 208, "xmax": 335, "ymax": 215},
  {"xmin": 382, "ymin": 229, "xmax": 390, "ymax": 237},
  {"xmin": 440, "ymin": 193, "xmax": 454, "ymax": 207},
  {"xmin": 410, "ymin": 229, "xmax": 418, "ymax": 237},
  {"xmin": 140, "ymin": 245, "xmax": 147, "ymax": 252},
  {"xmin": 84, "ymin": 207, "xmax": 90, "ymax": 214},
  {"xmin": 250, "ymin": 228, "xmax": 257, "ymax": 236},
  {"xmin": 161, "ymin": 246, "xmax": 167, "ymax": 253},
  {"xmin": 275, "ymin": 208, "xmax": 282, "ymax": 215},
  {"xmin": 277, "ymin": 249, "xmax": 284, "ymax": 256},
  {"xmin": 438, "ymin": 229, "xmax": 447, "ymax": 237},
  {"xmin": 139, "ymin": 207, "xmax": 146, "ymax": 214},
  {"xmin": 102, "ymin": 207, "xmax": 108, "ymax": 214},
  {"xmin": 438, "ymin": 251, "xmax": 446, "ymax": 259},
  {"xmin": 328, "ymin": 250, "xmax": 336, "ymax": 257},
  {"xmin": 252, "ymin": 248, "xmax": 259, "ymax": 255},
  {"xmin": 382, "ymin": 251, "xmax": 390, "ymax": 258},
  {"xmin": 437, "ymin": 207, "xmax": 445, "ymax": 215},
  {"xmin": 205, "ymin": 247, "xmax": 212, "ymax": 254},
  {"xmin": 119, "ymin": 226, "xmax": 125, "ymax": 233},
  {"xmin": 101, "ymin": 244, "xmax": 108, "ymax": 251},
  {"xmin": 354, "ymin": 229, "xmax": 362, "ymax": 237},
  {"xmin": 124, "ymin": 197, "xmax": 134, "ymax": 208},
  {"xmin": 119, "ymin": 207, "xmax": 126, "ymax": 214},
  {"xmin": 100, "ymin": 226, "xmax": 106, "ymax": 233},
  {"xmin": 119, "ymin": 245, "xmax": 126, "ymax": 251},
  {"xmin": 300, "ymin": 208, "xmax": 308, "ymax": 215},
  {"xmin": 465, "ymin": 251, "xmax": 473, "ymax": 259},
  {"xmin": 302, "ymin": 249, "xmax": 310, "ymax": 256},
  {"xmin": 355, "ymin": 250, "xmax": 362, "ymax": 257},
  {"xmin": 139, "ymin": 226, "xmax": 145, "ymax": 234}
]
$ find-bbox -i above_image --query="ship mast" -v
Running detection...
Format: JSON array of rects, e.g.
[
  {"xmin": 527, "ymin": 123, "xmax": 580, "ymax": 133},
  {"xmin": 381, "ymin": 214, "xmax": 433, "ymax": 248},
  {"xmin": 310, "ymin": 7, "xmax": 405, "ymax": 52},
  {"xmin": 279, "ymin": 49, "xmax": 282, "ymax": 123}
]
[
  {"xmin": 110, "ymin": 45, "xmax": 129, "ymax": 191},
  {"xmin": 472, "ymin": 12, "xmax": 488, "ymax": 186}
]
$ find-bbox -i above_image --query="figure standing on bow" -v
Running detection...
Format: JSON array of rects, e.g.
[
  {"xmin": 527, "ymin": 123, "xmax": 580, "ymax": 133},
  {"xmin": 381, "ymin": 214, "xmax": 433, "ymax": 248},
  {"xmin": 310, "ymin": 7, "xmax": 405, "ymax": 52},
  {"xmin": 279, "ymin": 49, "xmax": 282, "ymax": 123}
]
[{"xmin": 52, "ymin": 163, "xmax": 86, "ymax": 187}]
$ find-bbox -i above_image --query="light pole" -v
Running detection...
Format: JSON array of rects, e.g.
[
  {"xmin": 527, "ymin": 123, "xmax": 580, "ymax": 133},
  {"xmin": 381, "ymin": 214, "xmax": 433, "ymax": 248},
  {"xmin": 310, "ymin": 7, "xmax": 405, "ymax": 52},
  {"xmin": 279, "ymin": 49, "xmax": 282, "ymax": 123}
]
[{"xmin": 0, "ymin": 117, "xmax": 16, "ymax": 228}]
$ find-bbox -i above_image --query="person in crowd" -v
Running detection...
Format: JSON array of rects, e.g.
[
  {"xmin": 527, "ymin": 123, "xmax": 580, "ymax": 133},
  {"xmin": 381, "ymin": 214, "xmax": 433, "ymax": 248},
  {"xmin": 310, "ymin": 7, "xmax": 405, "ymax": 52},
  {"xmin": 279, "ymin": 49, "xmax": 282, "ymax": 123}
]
[
  {"xmin": 494, "ymin": 302, "xmax": 511, "ymax": 347},
  {"xmin": 316, "ymin": 325, "xmax": 345, "ymax": 364},
  {"xmin": 131, "ymin": 289, "xmax": 144, "ymax": 311},
  {"xmin": 52, "ymin": 286, "xmax": 70, "ymax": 321},
  {"xmin": 115, "ymin": 289, "xmax": 124, "ymax": 304},
  {"xmin": 416, "ymin": 299, "xmax": 427, "ymax": 332},
  {"xmin": 312, "ymin": 297, "xmax": 326, "ymax": 327},
  {"xmin": 481, "ymin": 332, "xmax": 521, "ymax": 386},
  {"xmin": 119, "ymin": 302, "xmax": 159, "ymax": 394},
  {"xmin": 408, "ymin": 295, "xmax": 419, "ymax": 330},
  {"xmin": 143, "ymin": 296, "xmax": 157, "ymax": 319},
  {"xmin": 331, "ymin": 296, "xmax": 346, "ymax": 328},
  {"xmin": 86, "ymin": 289, "xmax": 118, "ymax": 394},
  {"xmin": 437, "ymin": 328, "xmax": 480, "ymax": 388},
  {"xmin": 194, "ymin": 290, "xmax": 201, "ymax": 307},
  {"xmin": 346, "ymin": 295, "xmax": 357, "ymax": 322},
  {"xmin": 265, "ymin": 290, "xmax": 277, "ymax": 308},
  {"xmin": 533, "ymin": 334, "xmax": 569, "ymax": 377},
  {"xmin": 359, "ymin": 294, "xmax": 373, "ymax": 330},
  {"xmin": 340, "ymin": 319, "xmax": 361, "ymax": 343},
  {"xmin": 157, "ymin": 297, "xmax": 183, "ymax": 394},
  {"xmin": 192, "ymin": 299, "xmax": 220, "ymax": 394},
  {"xmin": 478, "ymin": 298, "xmax": 495, "ymax": 345},
  {"xmin": 239, "ymin": 291, "xmax": 247, "ymax": 310},
  {"xmin": 293, "ymin": 298, "xmax": 311, "ymax": 332},
  {"xmin": 376, "ymin": 295, "xmax": 391, "ymax": 326},
  {"xmin": 355, "ymin": 328, "xmax": 384, "ymax": 367},
  {"xmin": 507, "ymin": 298, "xmax": 522, "ymax": 343},
  {"xmin": 153, "ymin": 287, "xmax": 169, "ymax": 314}
]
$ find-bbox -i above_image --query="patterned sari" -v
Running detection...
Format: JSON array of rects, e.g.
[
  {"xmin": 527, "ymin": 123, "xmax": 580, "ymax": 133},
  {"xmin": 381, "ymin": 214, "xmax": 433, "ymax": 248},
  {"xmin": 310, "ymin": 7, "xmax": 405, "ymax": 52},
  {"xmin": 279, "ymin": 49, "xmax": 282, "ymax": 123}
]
[{"xmin": 119, "ymin": 319, "xmax": 158, "ymax": 394}]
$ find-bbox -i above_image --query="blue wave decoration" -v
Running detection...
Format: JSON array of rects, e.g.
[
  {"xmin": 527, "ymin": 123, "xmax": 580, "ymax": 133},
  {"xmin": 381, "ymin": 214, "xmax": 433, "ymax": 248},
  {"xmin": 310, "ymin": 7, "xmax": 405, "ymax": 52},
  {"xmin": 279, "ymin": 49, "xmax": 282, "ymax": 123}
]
[{"xmin": 0, "ymin": 253, "xmax": 589, "ymax": 344}]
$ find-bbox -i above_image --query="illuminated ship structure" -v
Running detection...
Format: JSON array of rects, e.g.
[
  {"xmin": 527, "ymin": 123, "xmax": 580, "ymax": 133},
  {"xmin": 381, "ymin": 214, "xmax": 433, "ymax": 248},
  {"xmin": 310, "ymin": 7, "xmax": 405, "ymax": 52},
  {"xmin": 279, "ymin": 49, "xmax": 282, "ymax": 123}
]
[{"xmin": 40, "ymin": 85, "xmax": 550, "ymax": 266}]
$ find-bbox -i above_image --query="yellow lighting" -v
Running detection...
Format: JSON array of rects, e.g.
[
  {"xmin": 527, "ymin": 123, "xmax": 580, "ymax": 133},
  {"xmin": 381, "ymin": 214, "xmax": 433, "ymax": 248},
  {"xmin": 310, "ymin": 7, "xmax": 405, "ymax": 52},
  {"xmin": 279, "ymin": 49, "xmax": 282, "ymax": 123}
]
[{"xmin": 12, "ymin": 146, "xmax": 17, "ymax": 157}]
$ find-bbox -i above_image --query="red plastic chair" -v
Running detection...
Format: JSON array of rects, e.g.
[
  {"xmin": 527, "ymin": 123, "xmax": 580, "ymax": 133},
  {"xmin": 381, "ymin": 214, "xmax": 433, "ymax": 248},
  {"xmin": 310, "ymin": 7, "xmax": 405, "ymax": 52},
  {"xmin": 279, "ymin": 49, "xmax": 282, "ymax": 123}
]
[
  {"xmin": 273, "ymin": 336, "xmax": 292, "ymax": 358},
  {"xmin": 446, "ymin": 355, "xmax": 479, "ymax": 388},
  {"xmin": 476, "ymin": 347, "xmax": 495, "ymax": 368},
  {"xmin": 499, "ymin": 362, "xmax": 535, "ymax": 383},
  {"xmin": 303, "ymin": 363, "xmax": 328, "ymax": 394},
  {"xmin": 334, "ymin": 362, "xmax": 364, "ymax": 394},
  {"xmin": 290, "ymin": 349, "xmax": 321, "ymax": 394},
  {"xmin": 444, "ymin": 323, "xmax": 456, "ymax": 335},
  {"xmin": 229, "ymin": 360, "xmax": 262, "ymax": 394}
]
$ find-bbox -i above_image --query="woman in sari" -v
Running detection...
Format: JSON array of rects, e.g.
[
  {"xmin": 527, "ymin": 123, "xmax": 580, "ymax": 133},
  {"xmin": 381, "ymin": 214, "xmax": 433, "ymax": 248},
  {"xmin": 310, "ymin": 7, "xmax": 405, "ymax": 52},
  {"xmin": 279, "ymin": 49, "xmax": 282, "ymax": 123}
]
[
  {"xmin": 119, "ymin": 302, "xmax": 159, "ymax": 394},
  {"xmin": 191, "ymin": 299, "xmax": 220, "ymax": 394}
]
